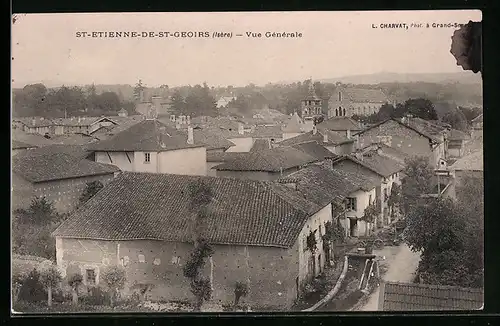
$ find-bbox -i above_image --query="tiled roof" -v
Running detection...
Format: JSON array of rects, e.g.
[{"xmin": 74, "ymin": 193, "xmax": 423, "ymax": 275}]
[
  {"xmin": 193, "ymin": 129, "xmax": 234, "ymax": 150},
  {"xmin": 330, "ymin": 158, "xmax": 381, "ymax": 189},
  {"xmin": 355, "ymin": 118, "xmax": 441, "ymax": 143},
  {"xmin": 12, "ymin": 129, "xmax": 57, "ymax": 147},
  {"xmin": 87, "ymin": 119, "xmax": 204, "ymax": 152},
  {"xmin": 206, "ymin": 151, "xmax": 249, "ymax": 163},
  {"xmin": 404, "ymin": 117, "xmax": 447, "ymax": 141},
  {"xmin": 49, "ymin": 133, "xmax": 99, "ymax": 146},
  {"xmin": 52, "ymin": 172, "xmax": 321, "ymax": 248},
  {"xmin": 450, "ymin": 150, "xmax": 483, "ymax": 171},
  {"xmin": 279, "ymin": 164, "xmax": 369, "ymax": 207},
  {"xmin": 13, "ymin": 152, "xmax": 119, "ymax": 183},
  {"xmin": 250, "ymin": 139, "xmax": 272, "ymax": 152},
  {"xmin": 355, "ymin": 152, "xmax": 405, "ymax": 177},
  {"xmin": 247, "ymin": 125, "xmax": 283, "ymax": 139},
  {"xmin": 330, "ymin": 88, "xmax": 388, "ymax": 103},
  {"xmin": 14, "ymin": 144, "xmax": 94, "ymax": 160},
  {"xmin": 359, "ymin": 143, "xmax": 410, "ymax": 164},
  {"xmin": 15, "ymin": 117, "xmax": 55, "ymax": 127},
  {"xmin": 278, "ymin": 129, "xmax": 353, "ymax": 147},
  {"xmin": 292, "ymin": 142, "xmax": 338, "ymax": 161},
  {"xmin": 317, "ymin": 117, "xmax": 363, "ymax": 131},
  {"xmin": 12, "ymin": 140, "xmax": 36, "ymax": 150},
  {"xmin": 214, "ymin": 147, "xmax": 320, "ymax": 172},
  {"xmin": 381, "ymin": 282, "xmax": 483, "ymax": 311}
]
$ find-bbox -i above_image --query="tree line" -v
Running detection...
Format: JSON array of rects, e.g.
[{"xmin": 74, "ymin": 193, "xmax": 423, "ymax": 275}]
[
  {"xmin": 12, "ymin": 83, "xmax": 136, "ymax": 118},
  {"xmin": 351, "ymin": 98, "xmax": 482, "ymax": 131}
]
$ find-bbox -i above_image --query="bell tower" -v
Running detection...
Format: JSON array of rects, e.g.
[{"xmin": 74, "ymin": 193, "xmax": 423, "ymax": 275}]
[{"xmin": 301, "ymin": 78, "xmax": 323, "ymax": 120}]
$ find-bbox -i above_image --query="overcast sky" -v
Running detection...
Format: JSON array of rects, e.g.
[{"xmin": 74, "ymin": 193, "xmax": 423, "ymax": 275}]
[{"xmin": 12, "ymin": 10, "xmax": 481, "ymax": 87}]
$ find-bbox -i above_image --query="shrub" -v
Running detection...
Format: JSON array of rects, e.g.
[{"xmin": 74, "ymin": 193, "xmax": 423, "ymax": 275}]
[
  {"xmin": 80, "ymin": 286, "xmax": 111, "ymax": 306},
  {"xmin": 234, "ymin": 281, "xmax": 249, "ymax": 306},
  {"xmin": 18, "ymin": 269, "xmax": 47, "ymax": 303},
  {"xmin": 101, "ymin": 266, "xmax": 127, "ymax": 306}
]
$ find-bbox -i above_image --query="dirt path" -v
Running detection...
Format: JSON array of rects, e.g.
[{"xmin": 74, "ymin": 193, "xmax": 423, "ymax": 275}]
[{"xmin": 353, "ymin": 244, "xmax": 420, "ymax": 311}]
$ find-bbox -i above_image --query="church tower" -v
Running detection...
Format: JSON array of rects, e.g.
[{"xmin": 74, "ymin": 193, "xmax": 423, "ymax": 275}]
[
  {"xmin": 301, "ymin": 79, "xmax": 323, "ymax": 120},
  {"xmin": 300, "ymin": 79, "xmax": 323, "ymax": 131}
]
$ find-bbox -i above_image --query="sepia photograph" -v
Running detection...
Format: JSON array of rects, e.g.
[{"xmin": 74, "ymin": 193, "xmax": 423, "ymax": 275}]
[{"xmin": 11, "ymin": 10, "xmax": 483, "ymax": 313}]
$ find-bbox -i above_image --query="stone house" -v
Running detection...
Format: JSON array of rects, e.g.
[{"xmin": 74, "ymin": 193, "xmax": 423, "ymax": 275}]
[
  {"xmin": 327, "ymin": 87, "xmax": 388, "ymax": 118},
  {"xmin": 278, "ymin": 127, "xmax": 355, "ymax": 155},
  {"xmin": 331, "ymin": 152, "xmax": 404, "ymax": 228},
  {"xmin": 12, "ymin": 150, "xmax": 119, "ymax": 213},
  {"xmin": 88, "ymin": 118, "xmax": 208, "ymax": 176},
  {"xmin": 52, "ymin": 172, "xmax": 333, "ymax": 310},
  {"xmin": 280, "ymin": 162, "xmax": 379, "ymax": 238},
  {"xmin": 316, "ymin": 116, "xmax": 363, "ymax": 138},
  {"xmin": 213, "ymin": 146, "xmax": 321, "ymax": 181},
  {"xmin": 355, "ymin": 118, "xmax": 447, "ymax": 169}
]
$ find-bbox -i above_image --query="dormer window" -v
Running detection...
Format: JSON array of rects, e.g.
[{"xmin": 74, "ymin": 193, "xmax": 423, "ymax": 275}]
[{"xmin": 144, "ymin": 152, "xmax": 151, "ymax": 163}]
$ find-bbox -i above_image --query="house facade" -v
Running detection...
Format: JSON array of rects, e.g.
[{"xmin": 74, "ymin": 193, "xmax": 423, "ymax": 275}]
[
  {"xmin": 89, "ymin": 118, "xmax": 207, "ymax": 176},
  {"xmin": 355, "ymin": 118, "xmax": 446, "ymax": 169},
  {"xmin": 327, "ymin": 87, "xmax": 388, "ymax": 118},
  {"xmin": 12, "ymin": 152, "xmax": 119, "ymax": 213},
  {"xmin": 52, "ymin": 173, "xmax": 332, "ymax": 310}
]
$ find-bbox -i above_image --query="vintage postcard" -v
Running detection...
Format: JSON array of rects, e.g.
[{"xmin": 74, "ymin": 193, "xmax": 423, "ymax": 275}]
[{"xmin": 11, "ymin": 10, "xmax": 483, "ymax": 313}]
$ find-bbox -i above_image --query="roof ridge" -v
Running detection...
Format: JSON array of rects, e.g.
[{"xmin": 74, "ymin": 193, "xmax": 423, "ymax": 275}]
[{"xmin": 386, "ymin": 281, "xmax": 484, "ymax": 292}]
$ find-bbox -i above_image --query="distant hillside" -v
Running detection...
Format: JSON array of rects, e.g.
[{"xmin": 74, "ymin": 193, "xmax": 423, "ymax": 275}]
[{"xmin": 317, "ymin": 72, "xmax": 482, "ymax": 85}]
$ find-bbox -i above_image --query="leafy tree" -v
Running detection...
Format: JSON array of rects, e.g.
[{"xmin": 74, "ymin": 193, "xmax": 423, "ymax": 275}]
[
  {"xmin": 39, "ymin": 265, "xmax": 62, "ymax": 307},
  {"xmin": 79, "ymin": 181, "xmax": 104, "ymax": 205},
  {"xmin": 18, "ymin": 268, "xmax": 46, "ymax": 303},
  {"xmin": 405, "ymin": 196, "xmax": 483, "ymax": 288},
  {"xmin": 361, "ymin": 201, "xmax": 379, "ymax": 236},
  {"xmin": 94, "ymin": 92, "xmax": 121, "ymax": 111},
  {"xmin": 458, "ymin": 106, "xmax": 483, "ymax": 124},
  {"xmin": 169, "ymin": 90, "xmax": 186, "ymax": 115},
  {"xmin": 14, "ymin": 197, "xmax": 57, "ymax": 226},
  {"xmin": 442, "ymin": 108, "xmax": 468, "ymax": 131},
  {"xmin": 12, "ymin": 84, "xmax": 48, "ymax": 117},
  {"xmin": 403, "ymin": 98, "xmax": 438, "ymax": 120},
  {"xmin": 387, "ymin": 183, "xmax": 402, "ymax": 221},
  {"xmin": 68, "ymin": 273, "xmax": 83, "ymax": 306},
  {"xmin": 102, "ymin": 266, "xmax": 127, "ymax": 307},
  {"xmin": 182, "ymin": 180, "xmax": 215, "ymax": 311},
  {"xmin": 378, "ymin": 103, "xmax": 396, "ymax": 120},
  {"xmin": 401, "ymin": 156, "xmax": 434, "ymax": 214}
]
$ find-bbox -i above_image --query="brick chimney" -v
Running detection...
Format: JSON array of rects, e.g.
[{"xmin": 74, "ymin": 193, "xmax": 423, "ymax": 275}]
[
  {"xmin": 346, "ymin": 129, "xmax": 351, "ymax": 139},
  {"xmin": 312, "ymin": 125, "xmax": 318, "ymax": 135},
  {"xmin": 187, "ymin": 126, "xmax": 194, "ymax": 145},
  {"xmin": 323, "ymin": 132, "xmax": 328, "ymax": 143}
]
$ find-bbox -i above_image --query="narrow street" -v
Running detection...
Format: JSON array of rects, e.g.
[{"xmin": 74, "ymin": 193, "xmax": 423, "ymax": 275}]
[{"xmin": 352, "ymin": 244, "xmax": 421, "ymax": 311}]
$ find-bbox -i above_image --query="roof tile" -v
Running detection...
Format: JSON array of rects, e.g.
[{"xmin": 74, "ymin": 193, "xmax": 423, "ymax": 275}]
[{"xmin": 52, "ymin": 172, "xmax": 321, "ymax": 248}]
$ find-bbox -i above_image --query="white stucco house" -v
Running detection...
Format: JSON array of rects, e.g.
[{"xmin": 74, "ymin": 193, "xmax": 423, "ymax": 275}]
[{"xmin": 88, "ymin": 118, "xmax": 208, "ymax": 176}]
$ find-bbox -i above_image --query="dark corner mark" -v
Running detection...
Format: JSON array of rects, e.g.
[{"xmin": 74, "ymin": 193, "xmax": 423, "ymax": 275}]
[{"xmin": 450, "ymin": 20, "xmax": 482, "ymax": 75}]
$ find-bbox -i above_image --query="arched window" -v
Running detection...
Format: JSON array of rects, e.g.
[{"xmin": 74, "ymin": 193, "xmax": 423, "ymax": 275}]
[
  {"xmin": 343, "ymin": 108, "xmax": 346, "ymax": 116},
  {"xmin": 335, "ymin": 108, "xmax": 339, "ymax": 116}
]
